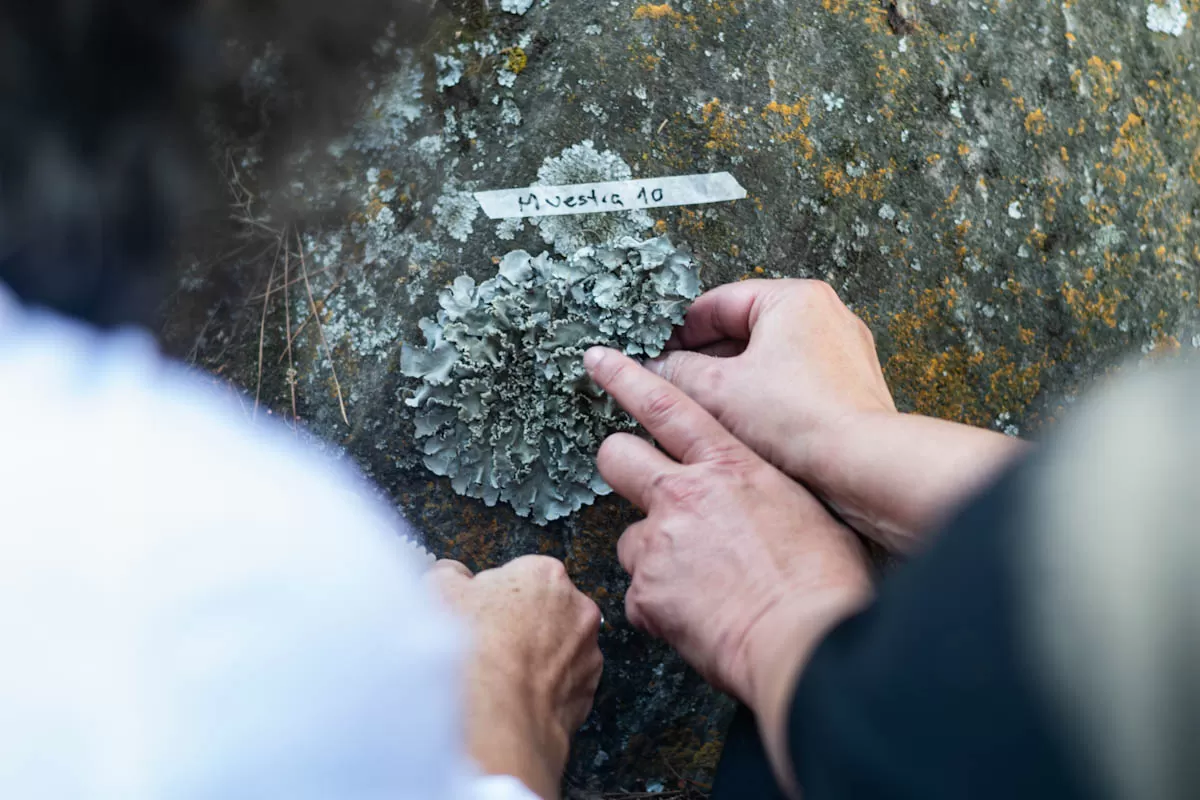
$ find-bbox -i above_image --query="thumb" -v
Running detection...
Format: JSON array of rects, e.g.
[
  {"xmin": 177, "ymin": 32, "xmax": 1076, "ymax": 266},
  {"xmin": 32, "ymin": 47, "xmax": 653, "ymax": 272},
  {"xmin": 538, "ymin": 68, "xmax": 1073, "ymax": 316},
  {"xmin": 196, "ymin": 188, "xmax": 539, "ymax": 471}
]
[{"xmin": 644, "ymin": 350, "xmax": 729, "ymax": 417}]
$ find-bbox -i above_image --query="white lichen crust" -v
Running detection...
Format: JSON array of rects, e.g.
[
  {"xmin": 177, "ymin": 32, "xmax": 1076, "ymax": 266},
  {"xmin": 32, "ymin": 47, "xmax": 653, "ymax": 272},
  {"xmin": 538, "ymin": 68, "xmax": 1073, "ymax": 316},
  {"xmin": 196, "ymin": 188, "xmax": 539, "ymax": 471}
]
[{"xmin": 401, "ymin": 237, "xmax": 700, "ymax": 524}]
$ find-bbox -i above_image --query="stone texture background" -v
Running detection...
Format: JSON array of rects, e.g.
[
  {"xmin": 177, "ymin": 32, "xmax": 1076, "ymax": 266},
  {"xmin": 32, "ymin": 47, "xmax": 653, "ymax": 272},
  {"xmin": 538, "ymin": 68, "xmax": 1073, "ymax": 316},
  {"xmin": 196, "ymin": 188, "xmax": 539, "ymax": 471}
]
[{"xmin": 163, "ymin": 0, "xmax": 1200, "ymax": 795}]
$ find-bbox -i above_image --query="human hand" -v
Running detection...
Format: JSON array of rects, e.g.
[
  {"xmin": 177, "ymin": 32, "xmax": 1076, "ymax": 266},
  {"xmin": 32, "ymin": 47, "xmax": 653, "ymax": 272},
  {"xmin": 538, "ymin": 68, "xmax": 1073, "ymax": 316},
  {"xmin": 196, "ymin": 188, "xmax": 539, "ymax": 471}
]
[
  {"xmin": 585, "ymin": 346, "xmax": 872, "ymax": 779},
  {"xmin": 649, "ymin": 279, "xmax": 1026, "ymax": 551},
  {"xmin": 649, "ymin": 279, "xmax": 895, "ymax": 477},
  {"xmin": 427, "ymin": 556, "xmax": 603, "ymax": 800}
]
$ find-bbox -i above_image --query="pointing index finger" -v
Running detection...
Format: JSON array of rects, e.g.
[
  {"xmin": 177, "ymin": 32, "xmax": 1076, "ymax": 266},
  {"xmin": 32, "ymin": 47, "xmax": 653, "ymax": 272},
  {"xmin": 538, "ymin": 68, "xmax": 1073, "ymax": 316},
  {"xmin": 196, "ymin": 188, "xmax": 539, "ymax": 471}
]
[{"xmin": 584, "ymin": 347, "xmax": 743, "ymax": 465}]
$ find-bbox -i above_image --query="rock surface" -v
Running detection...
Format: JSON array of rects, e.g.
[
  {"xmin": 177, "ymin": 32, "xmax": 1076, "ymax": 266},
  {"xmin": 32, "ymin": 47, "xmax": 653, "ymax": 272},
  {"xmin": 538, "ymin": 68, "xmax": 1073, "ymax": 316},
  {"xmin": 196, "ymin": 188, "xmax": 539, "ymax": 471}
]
[{"xmin": 165, "ymin": 0, "xmax": 1200, "ymax": 794}]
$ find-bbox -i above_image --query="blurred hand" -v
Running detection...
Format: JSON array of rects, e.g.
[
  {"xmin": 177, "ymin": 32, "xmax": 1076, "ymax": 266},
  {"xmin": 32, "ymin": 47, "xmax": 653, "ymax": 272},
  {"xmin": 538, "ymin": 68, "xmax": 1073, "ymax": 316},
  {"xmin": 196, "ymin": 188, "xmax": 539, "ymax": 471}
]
[
  {"xmin": 427, "ymin": 556, "xmax": 603, "ymax": 800},
  {"xmin": 586, "ymin": 345, "xmax": 872, "ymax": 717},
  {"xmin": 649, "ymin": 279, "xmax": 1025, "ymax": 551}
]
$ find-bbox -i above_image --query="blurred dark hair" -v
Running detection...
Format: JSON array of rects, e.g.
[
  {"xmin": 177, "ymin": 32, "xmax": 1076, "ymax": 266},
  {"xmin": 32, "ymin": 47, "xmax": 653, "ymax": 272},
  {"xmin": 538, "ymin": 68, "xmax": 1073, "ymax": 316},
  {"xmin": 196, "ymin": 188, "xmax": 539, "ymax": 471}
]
[{"xmin": 0, "ymin": 0, "xmax": 428, "ymax": 329}]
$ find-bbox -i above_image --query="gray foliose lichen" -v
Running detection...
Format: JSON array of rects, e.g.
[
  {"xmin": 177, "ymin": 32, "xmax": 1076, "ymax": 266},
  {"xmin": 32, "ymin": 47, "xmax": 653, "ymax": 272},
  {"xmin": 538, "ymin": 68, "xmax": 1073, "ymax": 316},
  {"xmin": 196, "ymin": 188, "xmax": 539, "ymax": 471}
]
[{"xmin": 400, "ymin": 236, "xmax": 700, "ymax": 524}]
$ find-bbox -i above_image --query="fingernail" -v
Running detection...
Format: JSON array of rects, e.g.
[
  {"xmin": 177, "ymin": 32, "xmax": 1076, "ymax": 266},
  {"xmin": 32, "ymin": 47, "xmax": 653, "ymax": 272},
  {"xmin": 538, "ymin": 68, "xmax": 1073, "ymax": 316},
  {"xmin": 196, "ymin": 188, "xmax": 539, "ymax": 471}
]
[
  {"xmin": 584, "ymin": 347, "xmax": 610, "ymax": 372},
  {"xmin": 644, "ymin": 356, "xmax": 665, "ymax": 376}
]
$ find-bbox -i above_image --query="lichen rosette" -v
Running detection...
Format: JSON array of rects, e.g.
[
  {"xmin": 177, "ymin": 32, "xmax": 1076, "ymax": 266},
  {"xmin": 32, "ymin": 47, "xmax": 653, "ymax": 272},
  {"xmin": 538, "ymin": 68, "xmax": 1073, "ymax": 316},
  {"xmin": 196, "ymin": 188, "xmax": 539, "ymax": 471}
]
[{"xmin": 401, "ymin": 236, "xmax": 700, "ymax": 523}]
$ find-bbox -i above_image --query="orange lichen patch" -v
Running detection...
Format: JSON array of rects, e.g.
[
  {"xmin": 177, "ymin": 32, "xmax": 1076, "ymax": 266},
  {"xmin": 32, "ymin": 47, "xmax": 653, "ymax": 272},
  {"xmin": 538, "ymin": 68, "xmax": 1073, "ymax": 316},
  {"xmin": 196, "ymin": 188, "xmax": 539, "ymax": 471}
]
[
  {"xmin": 627, "ymin": 43, "xmax": 662, "ymax": 71},
  {"xmin": 821, "ymin": 0, "xmax": 848, "ymax": 12},
  {"xmin": 1018, "ymin": 327, "xmax": 1036, "ymax": 346},
  {"xmin": 702, "ymin": 98, "xmax": 743, "ymax": 152},
  {"xmin": 762, "ymin": 99, "xmax": 811, "ymax": 125},
  {"xmin": 821, "ymin": 160, "xmax": 895, "ymax": 201},
  {"xmin": 1111, "ymin": 113, "xmax": 1157, "ymax": 169},
  {"xmin": 675, "ymin": 207, "xmax": 707, "ymax": 235},
  {"xmin": 883, "ymin": 294, "xmax": 988, "ymax": 425},
  {"xmin": 1072, "ymin": 57, "xmax": 1123, "ymax": 114},
  {"xmin": 633, "ymin": 3, "xmax": 682, "ymax": 21},
  {"xmin": 502, "ymin": 47, "xmax": 527, "ymax": 75},
  {"xmin": 762, "ymin": 98, "xmax": 815, "ymax": 160},
  {"xmin": 1083, "ymin": 197, "xmax": 1120, "ymax": 227},
  {"xmin": 879, "ymin": 285, "xmax": 1054, "ymax": 427},
  {"xmin": 632, "ymin": 1, "xmax": 699, "ymax": 30},
  {"xmin": 653, "ymin": 219, "xmax": 669, "ymax": 234},
  {"xmin": 1060, "ymin": 280, "xmax": 1126, "ymax": 329},
  {"xmin": 985, "ymin": 347, "xmax": 1045, "ymax": 416},
  {"xmin": 1043, "ymin": 194, "xmax": 1058, "ymax": 223},
  {"xmin": 1024, "ymin": 108, "xmax": 1048, "ymax": 135}
]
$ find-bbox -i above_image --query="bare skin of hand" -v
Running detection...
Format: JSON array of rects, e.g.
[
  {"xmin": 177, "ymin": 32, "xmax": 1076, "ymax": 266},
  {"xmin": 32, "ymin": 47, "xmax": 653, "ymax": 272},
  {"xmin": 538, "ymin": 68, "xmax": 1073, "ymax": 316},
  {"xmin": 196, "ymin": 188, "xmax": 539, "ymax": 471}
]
[
  {"xmin": 586, "ymin": 346, "xmax": 873, "ymax": 796},
  {"xmin": 427, "ymin": 556, "xmax": 603, "ymax": 800},
  {"xmin": 648, "ymin": 279, "xmax": 1028, "ymax": 552}
]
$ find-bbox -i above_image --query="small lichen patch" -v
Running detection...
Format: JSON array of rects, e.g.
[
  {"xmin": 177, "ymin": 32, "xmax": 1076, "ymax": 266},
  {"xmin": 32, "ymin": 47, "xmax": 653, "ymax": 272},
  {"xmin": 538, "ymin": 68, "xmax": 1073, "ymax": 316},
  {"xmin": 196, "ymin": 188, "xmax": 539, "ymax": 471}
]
[
  {"xmin": 1146, "ymin": 0, "xmax": 1189, "ymax": 36},
  {"xmin": 354, "ymin": 55, "xmax": 425, "ymax": 152},
  {"xmin": 401, "ymin": 237, "xmax": 701, "ymax": 523},
  {"xmin": 435, "ymin": 54, "xmax": 464, "ymax": 90},
  {"xmin": 1024, "ymin": 109, "xmax": 1047, "ymax": 136},
  {"xmin": 503, "ymin": 46, "xmax": 529, "ymax": 75},
  {"xmin": 501, "ymin": 0, "xmax": 536, "ymax": 15},
  {"xmin": 633, "ymin": 3, "xmax": 684, "ymax": 22},
  {"xmin": 433, "ymin": 189, "xmax": 481, "ymax": 243},
  {"xmin": 532, "ymin": 141, "xmax": 655, "ymax": 255}
]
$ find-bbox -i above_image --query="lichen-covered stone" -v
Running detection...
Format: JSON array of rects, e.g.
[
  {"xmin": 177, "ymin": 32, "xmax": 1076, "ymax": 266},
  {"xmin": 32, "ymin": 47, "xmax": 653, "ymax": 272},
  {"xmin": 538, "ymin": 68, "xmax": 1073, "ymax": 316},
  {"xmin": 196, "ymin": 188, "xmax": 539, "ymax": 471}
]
[
  {"xmin": 167, "ymin": 0, "xmax": 1200, "ymax": 793},
  {"xmin": 400, "ymin": 237, "xmax": 699, "ymax": 524}
]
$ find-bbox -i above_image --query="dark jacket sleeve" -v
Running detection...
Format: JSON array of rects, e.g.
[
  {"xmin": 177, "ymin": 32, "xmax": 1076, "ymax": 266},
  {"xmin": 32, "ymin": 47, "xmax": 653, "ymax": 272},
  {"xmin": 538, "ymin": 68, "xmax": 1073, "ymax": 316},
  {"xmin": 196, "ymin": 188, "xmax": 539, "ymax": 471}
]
[{"xmin": 786, "ymin": 461, "xmax": 1096, "ymax": 799}]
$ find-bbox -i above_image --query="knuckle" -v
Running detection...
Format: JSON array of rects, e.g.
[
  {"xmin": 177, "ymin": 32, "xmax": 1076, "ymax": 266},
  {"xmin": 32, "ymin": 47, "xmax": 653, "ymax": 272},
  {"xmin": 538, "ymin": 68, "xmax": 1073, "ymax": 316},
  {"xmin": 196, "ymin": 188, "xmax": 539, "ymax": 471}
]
[
  {"xmin": 639, "ymin": 523, "xmax": 680, "ymax": 566},
  {"xmin": 650, "ymin": 470, "xmax": 705, "ymax": 506},
  {"xmin": 599, "ymin": 354, "xmax": 631, "ymax": 386},
  {"xmin": 588, "ymin": 649, "xmax": 605, "ymax": 679},
  {"xmin": 429, "ymin": 559, "xmax": 471, "ymax": 579},
  {"xmin": 580, "ymin": 596, "xmax": 603, "ymax": 630},
  {"xmin": 543, "ymin": 557, "xmax": 571, "ymax": 581},
  {"xmin": 695, "ymin": 359, "xmax": 728, "ymax": 401},
  {"xmin": 624, "ymin": 586, "xmax": 645, "ymax": 629},
  {"xmin": 855, "ymin": 316, "xmax": 877, "ymax": 345},
  {"xmin": 639, "ymin": 387, "xmax": 682, "ymax": 429},
  {"xmin": 653, "ymin": 352, "xmax": 682, "ymax": 383},
  {"xmin": 790, "ymin": 279, "xmax": 841, "ymax": 311},
  {"xmin": 516, "ymin": 554, "xmax": 567, "ymax": 579},
  {"xmin": 692, "ymin": 439, "xmax": 749, "ymax": 471}
]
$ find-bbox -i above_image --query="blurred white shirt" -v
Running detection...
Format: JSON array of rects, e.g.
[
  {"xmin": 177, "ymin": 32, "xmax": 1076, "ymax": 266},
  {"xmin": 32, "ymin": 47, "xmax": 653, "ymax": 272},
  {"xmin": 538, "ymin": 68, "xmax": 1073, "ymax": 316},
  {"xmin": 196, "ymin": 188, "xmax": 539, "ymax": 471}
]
[{"xmin": 0, "ymin": 286, "xmax": 535, "ymax": 800}]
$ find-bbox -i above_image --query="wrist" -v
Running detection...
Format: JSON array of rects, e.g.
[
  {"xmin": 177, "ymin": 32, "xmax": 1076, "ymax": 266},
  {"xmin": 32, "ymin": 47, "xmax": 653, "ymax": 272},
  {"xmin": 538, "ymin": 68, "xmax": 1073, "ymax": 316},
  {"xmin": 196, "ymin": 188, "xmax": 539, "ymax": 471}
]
[
  {"xmin": 737, "ymin": 584, "xmax": 871, "ymax": 796},
  {"xmin": 467, "ymin": 678, "xmax": 569, "ymax": 799},
  {"xmin": 739, "ymin": 583, "xmax": 871, "ymax": 718},
  {"xmin": 803, "ymin": 409, "xmax": 1029, "ymax": 551}
]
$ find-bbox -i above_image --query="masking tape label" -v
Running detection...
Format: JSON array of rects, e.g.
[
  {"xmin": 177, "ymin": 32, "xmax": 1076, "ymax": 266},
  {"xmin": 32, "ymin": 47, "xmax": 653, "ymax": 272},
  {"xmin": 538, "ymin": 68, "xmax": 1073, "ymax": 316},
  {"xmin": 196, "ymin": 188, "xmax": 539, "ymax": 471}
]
[{"xmin": 474, "ymin": 172, "xmax": 747, "ymax": 219}]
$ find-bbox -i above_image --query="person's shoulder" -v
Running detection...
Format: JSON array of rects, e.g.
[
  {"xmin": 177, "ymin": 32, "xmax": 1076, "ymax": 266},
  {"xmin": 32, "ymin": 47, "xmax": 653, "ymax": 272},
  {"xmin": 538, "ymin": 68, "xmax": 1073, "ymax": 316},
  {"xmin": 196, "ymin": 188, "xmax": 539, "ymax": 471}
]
[{"xmin": 0, "ymin": 308, "xmax": 430, "ymax": 572}]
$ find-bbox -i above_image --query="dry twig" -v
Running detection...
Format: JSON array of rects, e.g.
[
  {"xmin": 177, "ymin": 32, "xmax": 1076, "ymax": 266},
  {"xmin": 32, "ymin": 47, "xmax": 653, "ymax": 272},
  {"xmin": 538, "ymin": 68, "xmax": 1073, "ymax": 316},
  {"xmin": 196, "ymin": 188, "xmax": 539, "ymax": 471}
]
[
  {"xmin": 253, "ymin": 234, "xmax": 284, "ymax": 419},
  {"xmin": 295, "ymin": 229, "xmax": 350, "ymax": 427},
  {"xmin": 283, "ymin": 234, "xmax": 299, "ymax": 432}
]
